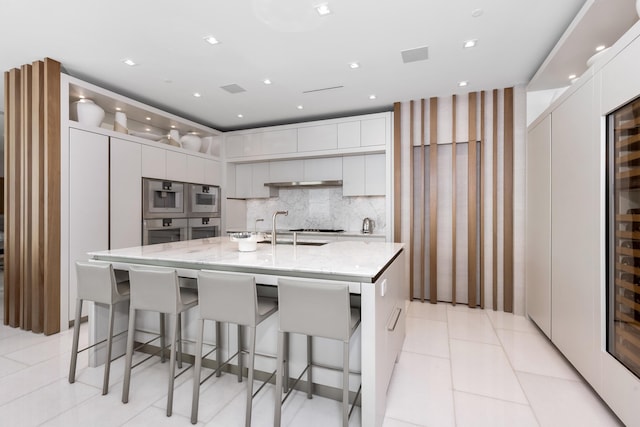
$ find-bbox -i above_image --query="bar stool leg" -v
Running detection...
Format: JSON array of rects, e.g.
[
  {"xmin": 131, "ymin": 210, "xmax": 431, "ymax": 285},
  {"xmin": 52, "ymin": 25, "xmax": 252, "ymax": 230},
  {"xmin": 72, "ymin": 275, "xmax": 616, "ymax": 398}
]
[
  {"xmin": 177, "ymin": 314, "xmax": 183, "ymax": 370},
  {"xmin": 122, "ymin": 307, "xmax": 137, "ymax": 403},
  {"xmin": 283, "ymin": 331, "xmax": 289, "ymax": 394},
  {"xmin": 160, "ymin": 313, "xmax": 166, "ymax": 363},
  {"xmin": 68, "ymin": 299, "xmax": 83, "ymax": 384},
  {"xmin": 342, "ymin": 341, "xmax": 349, "ymax": 427},
  {"xmin": 215, "ymin": 321, "xmax": 222, "ymax": 377},
  {"xmin": 245, "ymin": 326, "xmax": 256, "ymax": 427},
  {"xmin": 237, "ymin": 325, "xmax": 243, "ymax": 382},
  {"xmin": 167, "ymin": 313, "xmax": 179, "ymax": 417},
  {"xmin": 102, "ymin": 303, "xmax": 116, "ymax": 395},
  {"xmin": 274, "ymin": 330, "xmax": 285, "ymax": 427},
  {"xmin": 307, "ymin": 335, "xmax": 313, "ymax": 399},
  {"xmin": 190, "ymin": 318, "xmax": 205, "ymax": 424}
]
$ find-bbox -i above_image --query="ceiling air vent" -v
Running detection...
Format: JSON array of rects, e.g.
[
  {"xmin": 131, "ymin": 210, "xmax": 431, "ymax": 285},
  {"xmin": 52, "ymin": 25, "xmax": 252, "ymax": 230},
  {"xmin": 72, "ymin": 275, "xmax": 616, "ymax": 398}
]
[
  {"xmin": 220, "ymin": 84, "xmax": 246, "ymax": 94},
  {"xmin": 401, "ymin": 46, "xmax": 429, "ymax": 63}
]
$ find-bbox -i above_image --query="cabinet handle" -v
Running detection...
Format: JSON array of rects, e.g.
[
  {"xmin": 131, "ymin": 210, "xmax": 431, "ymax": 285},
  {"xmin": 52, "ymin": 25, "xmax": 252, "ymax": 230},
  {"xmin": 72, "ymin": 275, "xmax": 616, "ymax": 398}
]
[{"xmin": 387, "ymin": 307, "xmax": 402, "ymax": 331}]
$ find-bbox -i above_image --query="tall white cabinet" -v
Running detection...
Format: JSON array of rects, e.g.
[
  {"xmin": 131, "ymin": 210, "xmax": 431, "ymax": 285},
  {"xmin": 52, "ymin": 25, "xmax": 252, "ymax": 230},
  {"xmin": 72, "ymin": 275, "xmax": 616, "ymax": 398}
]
[{"xmin": 110, "ymin": 138, "xmax": 142, "ymax": 250}]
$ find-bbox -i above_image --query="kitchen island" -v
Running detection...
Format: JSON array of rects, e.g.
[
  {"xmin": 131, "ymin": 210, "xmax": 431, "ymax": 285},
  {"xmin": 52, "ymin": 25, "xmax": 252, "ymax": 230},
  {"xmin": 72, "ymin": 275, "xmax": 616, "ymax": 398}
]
[{"xmin": 88, "ymin": 237, "xmax": 406, "ymax": 426}]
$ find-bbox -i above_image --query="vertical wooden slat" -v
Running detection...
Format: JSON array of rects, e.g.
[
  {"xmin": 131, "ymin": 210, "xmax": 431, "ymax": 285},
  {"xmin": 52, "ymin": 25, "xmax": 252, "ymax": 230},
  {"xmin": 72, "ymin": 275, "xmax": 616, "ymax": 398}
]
[
  {"xmin": 31, "ymin": 61, "xmax": 45, "ymax": 333},
  {"xmin": 409, "ymin": 101, "xmax": 415, "ymax": 300},
  {"xmin": 429, "ymin": 97, "xmax": 438, "ymax": 304},
  {"xmin": 43, "ymin": 58, "xmax": 61, "ymax": 335},
  {"xmin": 20, "ymin": 64, "xmax": 33, "ymax": 330},
  {"xmin": 6, "ymin": 69, "xmax": 22, "ymax": 327},
  {"xmin": 480, "ymin": 91, "xmax": 486, "ymax": 309},
  {"xmin": 452, "ymin": 94, "xmax": 457, "ymax": 305},
  {"xmin": 492, "ymin": 89, "xmax": 499, "ymax": 310},
  {"xmin": 503, "ymin": 87, "xmax": 514, "ymax": 313},
  {"xmin": 468, "ymin": 92, "xmax": 477, "ymax": 308},
  {"xmin": 394, "ymin": 102, "xmax": 402, "ymax": 244},
  {"xmin": 3, "ymin": 72, "xmax": 8, "ymax": 325},
  {"xmin": 420, "ymin": 99, "xmax": 426, "ymax": 302}
]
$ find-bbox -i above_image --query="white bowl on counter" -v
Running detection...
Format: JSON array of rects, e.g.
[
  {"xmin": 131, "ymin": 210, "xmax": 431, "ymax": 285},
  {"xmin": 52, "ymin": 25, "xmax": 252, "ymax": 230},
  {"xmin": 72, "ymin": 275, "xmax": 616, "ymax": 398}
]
[{"xmin": 229, "ymin": 232, "xmax": 266, "ymax": 252}]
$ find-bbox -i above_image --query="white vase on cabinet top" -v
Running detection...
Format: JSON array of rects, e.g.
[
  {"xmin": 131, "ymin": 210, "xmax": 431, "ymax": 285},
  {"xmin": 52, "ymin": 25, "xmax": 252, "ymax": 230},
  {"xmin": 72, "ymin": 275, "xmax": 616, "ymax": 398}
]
[{"xmin": 70, "ymin": 99, "xmax": 105, "ymax": 127}]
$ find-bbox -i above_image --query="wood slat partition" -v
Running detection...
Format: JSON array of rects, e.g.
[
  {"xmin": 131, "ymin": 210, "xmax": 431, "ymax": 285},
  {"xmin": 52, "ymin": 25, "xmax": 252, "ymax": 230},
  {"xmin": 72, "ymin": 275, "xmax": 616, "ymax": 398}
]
[
  {"xmin": 503, "ymin": 87, "xmax": 514, "ymax": 313},
  {"xmin": 394, "ymin": 102, "xmax": 402, "ymax": 244},
  {"xmin": 480, "ymin": 91, "xmax": 486, "ymax": 309},
  {"xmin": 468, "ymin": 92, "xmax": 477, "ymax": 308},
  {"xmin": 409, "ymin": 101, "xmax": 415, "ymax": 301},
  {"xmin": 452, "ymin": 95, "xmax": 457, "ymax": 305},
  {"xmin": 419, "ymin": 99, "xmax": 426, "ymax": 302},
  {"xmin": 492, "ymin": 89, "xmax": 499, "ymax": 310},
  {"xmin": 429, "ymin": 97, "xmax": 438, "ymax": 303},
  {"xmin": 3, "ymin": 58, "xmax": 61, "ymax": 334}
]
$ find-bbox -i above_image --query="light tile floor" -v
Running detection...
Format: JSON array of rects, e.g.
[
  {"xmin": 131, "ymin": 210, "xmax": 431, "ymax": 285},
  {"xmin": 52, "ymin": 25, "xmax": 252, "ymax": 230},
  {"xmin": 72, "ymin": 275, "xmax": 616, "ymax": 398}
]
[{"xmin": 0, "ymin": 298, "xmax": 625, "ymax": 426}]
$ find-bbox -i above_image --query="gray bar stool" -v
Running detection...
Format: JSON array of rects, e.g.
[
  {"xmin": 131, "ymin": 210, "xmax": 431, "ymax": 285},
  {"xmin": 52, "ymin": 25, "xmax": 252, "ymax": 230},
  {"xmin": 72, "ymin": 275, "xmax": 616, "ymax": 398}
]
[
  {"xmin": 69, "ymin": 261, "xmax": 130, "ymax": 395},
  {"xmin": 122, "ymin": 266, "xmax": 198, "ymax": 417},
  {"xmin": 274, "ymin": 279, "xmax": 361, "ymax": 427},
  {"xmin": 191, "ymin": 270, "xmax": 278, "ymax": 426}
]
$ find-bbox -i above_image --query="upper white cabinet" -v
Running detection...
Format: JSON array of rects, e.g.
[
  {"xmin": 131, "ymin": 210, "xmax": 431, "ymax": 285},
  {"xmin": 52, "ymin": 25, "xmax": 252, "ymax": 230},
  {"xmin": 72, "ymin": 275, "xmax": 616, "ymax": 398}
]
[
  {"xmin": 141, "ymin": 144, "xmax": 166, "ymax": 179},
  {"xmin": 235, "ymin": 162, "xmax": 272, "ymax": 199},
  {"xmin": 303, "ymin": 157, "xmax": 342, "ymax": 181},
  {"xmin": 187, "ymin": 155, "xmax": 206, "ymax": 184},
  {"xmin": 297, "ymin": 124, "xmax": 337, "ymax": 152},
  {"xmin": 262, "ymin": 129, "xmax": 297, "ymax": 154},
  {"xmin": 337, "ymin": 121, "xmax": 360, "ymax": 149},
  {"xmin": 110, "ymin": 137, "xmax": 142, "ymax": 250},
  {"xmin": 361, "ymin": 117, "xmax": 386, "ymax": 147},
  {"xmin": 204, "ymin": 159, "xmax": 221, "ymax": 186},
  {"xmin": 166, "ymin": 151, "xmax": 188, "ymax": 181},
  {"xmin": 343, "ymin": 154, "xmax": 385, "ymax": 196},
  {"xmin": 269, "ymin": 160, "xmax": 304, "ymax": 182}
]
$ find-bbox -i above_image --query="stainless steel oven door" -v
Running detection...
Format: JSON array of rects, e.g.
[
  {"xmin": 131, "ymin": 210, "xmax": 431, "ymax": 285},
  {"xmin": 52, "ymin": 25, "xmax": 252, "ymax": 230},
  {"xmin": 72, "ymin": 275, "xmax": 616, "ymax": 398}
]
[
  {"xmin": 143, "ymin": 178, "xmax": 186, "ymax": 218},
  {"xmin": 142, "ymin": 218, "xmax": 188, "ymax": 245},
  {"xmin": 188, "ymin": 217, "xmax": 220, "ymax": 240},
  {"xmin": 188, "ymin": 184, "xmax": 220, "ymax": 217}
]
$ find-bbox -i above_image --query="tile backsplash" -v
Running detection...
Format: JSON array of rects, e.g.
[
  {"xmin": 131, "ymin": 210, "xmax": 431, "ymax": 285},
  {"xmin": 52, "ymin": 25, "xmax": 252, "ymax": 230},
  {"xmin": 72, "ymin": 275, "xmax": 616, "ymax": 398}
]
[{"xmin": 246, "ymin": 187, "xmax": 386, "ymax": 233}]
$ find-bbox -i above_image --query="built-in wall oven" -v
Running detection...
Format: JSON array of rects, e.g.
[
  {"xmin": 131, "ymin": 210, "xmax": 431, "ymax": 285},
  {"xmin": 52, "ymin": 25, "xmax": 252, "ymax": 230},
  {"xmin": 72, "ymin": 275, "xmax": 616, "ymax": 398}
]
[
  {"xmin": 142, "ymin": 218, "xmax": 188, "ymax": 245},
  {"xmin": 188, "ymin": 183, "xmax": 220, "ymax": 217},
  {"xmin": 188, "ymin": 217, "xmax": 221, "ymax": 240},
  {"xmin": 143, "ymin": 178, "xmax": 186, "ymax": 218}
]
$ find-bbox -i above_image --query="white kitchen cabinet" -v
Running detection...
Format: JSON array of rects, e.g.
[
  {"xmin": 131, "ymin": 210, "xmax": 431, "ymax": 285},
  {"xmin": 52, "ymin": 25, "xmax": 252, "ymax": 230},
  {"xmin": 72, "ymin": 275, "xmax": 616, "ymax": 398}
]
[
  {"xmin": 269, "ymin": 160, "xmax": 304, "ymax": 182},
  {"xmin": 338, "ymin": 121, "xmax": 360, "ymax": 149},
  {"xmin": 303, "ymin": 157, "xmax": 342, "ymax": 181},
  {"xmin": 361, "ymin": 117, "xmax": 386, "ymax": 147},
  {"xmin": 297, "ymin": 124, "xmax": 337, "ymax": 152},
  {"xmin": 601, "ymin": 31, "xmax": 640, "ymax": 115},
  {"xmin": 204, "ymin": 159, "xmax": 221, "ymax": 185},
  {"xmin": 343, "ymin": 154, "xmax": 386, "ymax": 196},
  {"xmin": 261, "ymin": 129, "xmax": 298, "ymax": 155},
  {"xmin": 225, "ymin": 134, "xmax": 246, "ymax": 158},
  {"xmin": 251, "ymin": 162, "xmax": 271, "ymax": 198},
  {"xmin": 110, "ymin": 137, "xmax": 142, "ymax": 249},
  {"xmin": 243, "ymin": 133, "xmax": 264, "ymax": 157},
  {"xmin": 235, "ymin": 164, "xmax": 252, "ymax": 198},
  {"xmin": 525, "ymin": 115, "xmax": 552, "ymax": 338},
  {"xmin": 141, "ymin": 144, "xmax": 166, "ymax": 179},
  {"xmin": 226, "ymin": 163, "xmax": 237, "ymax": 198},
  {"xmin": 166, "ymin": 150, "xmax": 188, "ymax": 181},
  {"xmin": 187, "ymin": 155, "xmax": 206, "ymax": 184},
  {"xmin": 69, "ymin": 128, "xmax": 109, "ymax": 321}
]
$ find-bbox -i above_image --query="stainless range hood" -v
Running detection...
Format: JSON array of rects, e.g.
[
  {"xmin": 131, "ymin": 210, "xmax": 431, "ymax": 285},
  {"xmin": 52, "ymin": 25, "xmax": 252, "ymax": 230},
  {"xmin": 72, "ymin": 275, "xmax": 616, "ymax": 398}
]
[{"xmin": 264, "ymin": 180, "xmax": 343, "ymax": 188}]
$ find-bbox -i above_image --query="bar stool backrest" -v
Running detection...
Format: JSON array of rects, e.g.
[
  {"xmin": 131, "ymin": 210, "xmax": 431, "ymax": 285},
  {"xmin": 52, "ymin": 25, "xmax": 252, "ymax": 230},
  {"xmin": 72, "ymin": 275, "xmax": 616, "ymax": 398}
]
[
  {"xmin": 277, "ymin": 279, "xmax": 350, "ymax": 342},
  {"xmin": 75, "ymin": 261, "xmax": 120, "ymax": 305},
  {"xmin": 197, "ymin": 271, "xmax": 257, "ymax": 326},
  {"xmin": 129, "ymin": 266, "xmax": 181, "ymax": 313}
]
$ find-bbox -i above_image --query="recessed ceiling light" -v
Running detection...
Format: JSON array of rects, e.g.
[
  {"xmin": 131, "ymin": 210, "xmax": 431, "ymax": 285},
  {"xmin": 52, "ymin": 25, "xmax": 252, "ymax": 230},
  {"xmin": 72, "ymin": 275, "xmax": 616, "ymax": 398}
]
[
  {"xmin": 237, "ymin": 114, "xmax": 244, "ymax": 118},
  {"xmin": 204, "ymin": 36, "xmax": 219, "ymax": 45},
  {"xmin": 471, "ymin": 8, "xmax": 483, "ymax": 17},
  {"xmin": 145, "ymin": 128, "xmax": 151, "ymax": 132},
  {"xmin": 458, "ymin": 81, "xmax": 468, "ymax": 87},
  {"xmin": 193, "ymin": 92, "xmax": 202, "ymax": 98},
  {"xmin": 369, "ymin": 94, "xmax": 377, "ymax": 100},
  {"xmin": 145, "ymin": 117, "xmax": 151, "ymax": 121},
  {"xmin": 315, "ymin": 3, "xmax": 331, "ymax": 15},
  {"xmin": 170, "ymin": 125, "xmax": 176, "ymax": 129},
  {"xmin": 596, "ymin": 45, "xmax": 606, "ymax": 52},
  {"xmin": 115, "ymin": 107, "xmax": 121, "ymax": 111},
  {"xmin": 79, "ymin": 95, "xmax": 85, "ymax": 99},
  {"xmin": 568, "ymin": 74, "xmax": 576, "ymax": 79},
  {"xmin": 463, "ymin": 39, "xmax": 477, "ymax": 49},
  {"xmin": 297, "ymin": 105, "xmax": 304, "ymax": 110},
  {"xmin": 263, "ymin": 79, "xmax": 272, "ymax": 85},
  {"xmin": 123, "ymin": 59, "xmax": 136, "ymax": 66},
  {"xmin": 349, "ymin": 62, "xmax": 360, "ymax": 69}
]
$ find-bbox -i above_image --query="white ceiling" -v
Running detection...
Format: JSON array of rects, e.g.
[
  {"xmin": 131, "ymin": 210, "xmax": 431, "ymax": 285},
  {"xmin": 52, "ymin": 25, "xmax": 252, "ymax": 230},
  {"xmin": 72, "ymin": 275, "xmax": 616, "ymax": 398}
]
[{"xmin": 0, "ymin": 0, "xmax": 636, "ymax": 131}]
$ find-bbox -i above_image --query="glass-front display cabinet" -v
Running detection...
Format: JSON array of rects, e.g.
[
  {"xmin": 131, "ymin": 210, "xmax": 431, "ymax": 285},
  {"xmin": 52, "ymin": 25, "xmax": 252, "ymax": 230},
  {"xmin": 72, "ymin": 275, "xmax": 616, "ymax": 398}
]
[{"xmin": 607, "ymin": 96, "xmax": 640, "ymax": 378}]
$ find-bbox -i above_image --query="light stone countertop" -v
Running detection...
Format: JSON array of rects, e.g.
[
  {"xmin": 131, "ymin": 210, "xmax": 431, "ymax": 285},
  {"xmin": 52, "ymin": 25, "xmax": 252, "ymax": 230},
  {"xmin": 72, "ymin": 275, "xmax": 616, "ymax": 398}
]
[{"xmin": 89, "ymin": 237, "xmax": 404, "ymax": 283}]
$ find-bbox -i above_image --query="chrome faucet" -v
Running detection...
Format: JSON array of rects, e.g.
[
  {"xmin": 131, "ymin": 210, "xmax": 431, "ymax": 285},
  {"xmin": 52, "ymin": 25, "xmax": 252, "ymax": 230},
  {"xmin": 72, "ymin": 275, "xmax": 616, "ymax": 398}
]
[
  {"xmin": 255, "ymin": 218, "xmax": 264, "ymax": 232},
  {"xmin": 272, "ymin": 210, "xmax": 288, "ymax": 247}
]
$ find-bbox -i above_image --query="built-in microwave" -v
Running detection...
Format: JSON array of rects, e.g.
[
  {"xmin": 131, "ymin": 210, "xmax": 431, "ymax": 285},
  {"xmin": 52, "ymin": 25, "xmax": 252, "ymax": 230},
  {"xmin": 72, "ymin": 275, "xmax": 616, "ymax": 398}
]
[
  {"xmin": 142, "ymin": 218, "xmax": 188, "ymax": 245},
  {"xmin": 188, "ymin": 217, "xmax": 220, "ymax": 240},
  {"xmin": 188, "ymin": 183, "xmax": 220, "ymax": 217},
  {"xmin": 143, "ymin": 178, "xmax": 186, "ymax": 218}
]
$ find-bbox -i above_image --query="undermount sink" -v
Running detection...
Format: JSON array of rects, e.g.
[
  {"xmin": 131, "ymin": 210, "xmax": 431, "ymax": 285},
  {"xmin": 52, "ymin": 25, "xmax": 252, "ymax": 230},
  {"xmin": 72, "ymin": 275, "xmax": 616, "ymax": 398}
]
[{"xmin": 258, "ymin": 240, "xmax": 328, "ymax": 246}]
